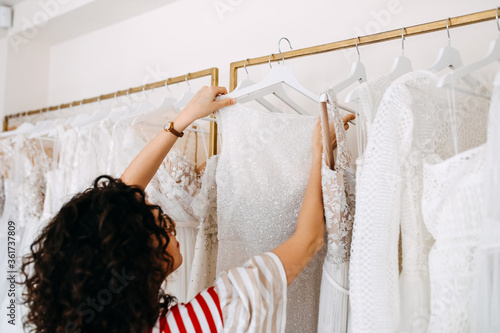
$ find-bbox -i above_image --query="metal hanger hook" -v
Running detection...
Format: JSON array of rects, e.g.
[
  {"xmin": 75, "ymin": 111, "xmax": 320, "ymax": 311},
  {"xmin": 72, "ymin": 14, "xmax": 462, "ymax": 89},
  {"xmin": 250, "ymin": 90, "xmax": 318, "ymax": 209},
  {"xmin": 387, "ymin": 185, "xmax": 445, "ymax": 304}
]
[
  {"xmin": 278, "ymin": 37, "xmax": 293, "ymax": 65},
  {"xmin": 496, "ymin": 7, "xmax": 500, "ymax": 32},
  {"xmin": 355, "ymin": 36, "xmax": 360, "ymax": 62},
  {"xmin": 268, "ymin": 54, "xmax": 273, "ymax": 68},
  {"xmin": 142, "ymin": 85, "xmax": 148, "ymax": 97},
  {"xmin": 401, "ymin": 27, "xmax": 406, "ymax": 56},
  {"xmin": 185, "ymin": 74, "xmax": 191, "ymax": 90},
  {"xmin": 243, "ymin": 59, "xmax": 249, "ymax": 78},
  {"xmin": 165, "ymin": 79, "xmax": 171, "ymax": 93},
  {"xmin": 446, "ymin": 18, "xmax": 451, "ymax": 47}
]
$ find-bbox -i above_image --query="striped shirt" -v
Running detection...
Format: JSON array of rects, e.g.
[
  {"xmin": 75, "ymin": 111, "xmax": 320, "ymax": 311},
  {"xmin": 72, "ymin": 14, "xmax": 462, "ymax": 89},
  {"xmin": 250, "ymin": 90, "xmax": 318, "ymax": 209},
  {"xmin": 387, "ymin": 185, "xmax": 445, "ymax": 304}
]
[{"xmin": 149, "ymin": 252, "xmax": 287, "ymax": 333}]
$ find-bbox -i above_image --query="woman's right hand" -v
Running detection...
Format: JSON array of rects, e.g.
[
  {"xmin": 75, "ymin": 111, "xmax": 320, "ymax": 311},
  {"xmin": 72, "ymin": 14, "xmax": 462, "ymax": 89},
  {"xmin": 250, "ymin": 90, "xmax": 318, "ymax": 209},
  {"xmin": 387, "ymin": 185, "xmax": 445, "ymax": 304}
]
[{"xmin": 176, "ymin": 86, "xmax": 236, "ymax": 126}]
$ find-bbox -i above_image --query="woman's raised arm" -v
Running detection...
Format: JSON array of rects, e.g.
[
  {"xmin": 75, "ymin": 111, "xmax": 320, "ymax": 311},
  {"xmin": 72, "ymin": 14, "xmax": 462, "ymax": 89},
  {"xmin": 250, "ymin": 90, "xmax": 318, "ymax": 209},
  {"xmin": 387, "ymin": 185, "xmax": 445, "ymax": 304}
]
[{"xmin": 120, "ymin": 86, "xmax": 235, "ymax": 189}]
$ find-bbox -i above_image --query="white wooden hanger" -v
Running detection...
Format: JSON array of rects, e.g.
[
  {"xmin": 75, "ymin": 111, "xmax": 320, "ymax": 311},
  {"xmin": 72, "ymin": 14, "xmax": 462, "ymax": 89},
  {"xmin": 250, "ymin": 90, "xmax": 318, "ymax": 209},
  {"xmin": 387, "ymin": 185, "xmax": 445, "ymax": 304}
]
[
  {"xmin": 332, "ymin": 37, "xmax": 367, "ymax": 95},
  {"xmin": 227, "ymin": 38, "xmax": 319, "ymax": 115},
  {"xmin": 133, "ymin": 80, "xmax": 177, "ymax": 125},
  {"xmin": 389, "ymin": 28, "xmax": 413, "ymax": 81},
  {"xmin": 232, "ymin": 59, "xmax": 283, "ymax": 113},
  {"xmin": 438, "ymin": 9, "xmax": 500, "ymax": 90},
  {"xmin": 429, "ymin": 18, "xmax": 480, "ymax": 87},
  {"xmin": 173, "ymin": 74, "xmax": 195, "ymax": 111},
  {"xmin": 73, "ymin": 96, "xmax": 108, "ymax": 128},
  {"xmin": 0, "ymin": 120, "xmax": 34, "ymax": 137}
]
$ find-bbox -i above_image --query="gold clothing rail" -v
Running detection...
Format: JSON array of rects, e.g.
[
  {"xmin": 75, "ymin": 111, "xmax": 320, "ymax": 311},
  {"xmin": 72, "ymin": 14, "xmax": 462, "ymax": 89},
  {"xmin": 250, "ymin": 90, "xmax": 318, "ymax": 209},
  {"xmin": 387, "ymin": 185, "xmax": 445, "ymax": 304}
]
[
  {"xmin": 3, "ymin": 67, "xmax": 220, "ymax": 157},
  {"xmin": 229, "ymin": 8, "xmax": 498, "ymax": 91}
]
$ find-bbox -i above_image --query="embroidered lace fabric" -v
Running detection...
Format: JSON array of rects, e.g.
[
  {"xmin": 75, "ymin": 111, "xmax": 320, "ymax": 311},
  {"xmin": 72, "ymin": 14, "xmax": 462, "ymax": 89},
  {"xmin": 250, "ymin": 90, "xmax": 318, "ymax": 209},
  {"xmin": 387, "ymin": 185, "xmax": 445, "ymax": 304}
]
[
  {"xmin": 349, "ymin": 70, "xmax": 489, "ymax": 333},
  {"xmin": 115, "ymin": 120, "xmax": 202, "ymax": 303},
  {"xmin": 188, "ymin": 155, "xmax": 219, "ymax": 300},
  {"xmin": 470, "ymin": 78, "xmax": 500, "ymax": 333},
  {"xmin": 215, "ymin": 103, "xmax": 325, "ymax": 332},
  {"xmin": 350, "ymin": 74, "xmax": 391, "ymax": 179},
  {"xmin": 317, "ymin": 89, "xmax": 356, "ymax": 333},
  {"xmin": 422, "ymin": 146, "xmax": 485, "ymax": 333},
  {"xmin": 0, "ymin": 135, "xmax": 52, "ymax": 332}
]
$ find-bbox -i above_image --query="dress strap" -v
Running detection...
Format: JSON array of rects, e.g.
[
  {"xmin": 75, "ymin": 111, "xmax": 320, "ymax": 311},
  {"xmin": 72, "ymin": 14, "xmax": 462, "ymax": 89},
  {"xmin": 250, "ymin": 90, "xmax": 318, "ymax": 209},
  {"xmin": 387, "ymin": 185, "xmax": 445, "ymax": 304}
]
[{"xmin": 322, "ymin": 89, "xmax": 352, "ymax": 171}]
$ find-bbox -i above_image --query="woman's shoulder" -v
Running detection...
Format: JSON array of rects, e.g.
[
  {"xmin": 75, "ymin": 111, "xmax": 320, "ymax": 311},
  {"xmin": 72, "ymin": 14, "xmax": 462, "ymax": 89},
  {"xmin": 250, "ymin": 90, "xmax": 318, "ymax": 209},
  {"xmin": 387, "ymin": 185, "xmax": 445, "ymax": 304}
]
[{"xmin": 149, "ymin": 286, "xmax": 223, "ymax": 333}]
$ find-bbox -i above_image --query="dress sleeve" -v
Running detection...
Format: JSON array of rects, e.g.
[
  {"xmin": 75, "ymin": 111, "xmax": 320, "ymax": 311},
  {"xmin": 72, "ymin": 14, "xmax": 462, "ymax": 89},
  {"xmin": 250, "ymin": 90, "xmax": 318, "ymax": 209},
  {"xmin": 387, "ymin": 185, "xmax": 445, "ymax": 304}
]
[{"xmin": 213, "ymin": 252, "xmax": 288, "ymax": 333}]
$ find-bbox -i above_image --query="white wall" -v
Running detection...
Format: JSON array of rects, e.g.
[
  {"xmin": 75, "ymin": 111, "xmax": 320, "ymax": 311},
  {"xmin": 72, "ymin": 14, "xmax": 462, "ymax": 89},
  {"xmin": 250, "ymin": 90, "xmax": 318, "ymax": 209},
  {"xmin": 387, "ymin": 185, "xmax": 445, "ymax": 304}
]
[{"xmin": 1, "ymin": 0, "xmax": 499, "ymax": 151}]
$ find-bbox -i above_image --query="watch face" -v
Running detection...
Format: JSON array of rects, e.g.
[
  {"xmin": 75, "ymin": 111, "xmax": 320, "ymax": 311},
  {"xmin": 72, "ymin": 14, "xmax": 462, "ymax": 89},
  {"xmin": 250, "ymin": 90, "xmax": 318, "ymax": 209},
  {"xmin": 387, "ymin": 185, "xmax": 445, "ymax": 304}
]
[{"xmin": 164, "ymin": 122, "xmax": 172, "ymax": 131}]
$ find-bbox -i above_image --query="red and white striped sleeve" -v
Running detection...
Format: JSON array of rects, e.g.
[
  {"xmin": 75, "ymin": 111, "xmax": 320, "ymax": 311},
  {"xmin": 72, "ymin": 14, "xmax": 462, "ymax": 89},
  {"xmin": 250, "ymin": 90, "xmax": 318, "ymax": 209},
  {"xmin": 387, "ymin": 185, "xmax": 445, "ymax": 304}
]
[
  {"xmin": 149, "ymin": 252, "xmax": 287, "ymax": 333},
  {"xmin": 214, "ymin": 252, "xmax": 287, "ymax": 333},
  {"xmin": 149, "ymin": 286, "xmax": 223, "ymax": 333}
]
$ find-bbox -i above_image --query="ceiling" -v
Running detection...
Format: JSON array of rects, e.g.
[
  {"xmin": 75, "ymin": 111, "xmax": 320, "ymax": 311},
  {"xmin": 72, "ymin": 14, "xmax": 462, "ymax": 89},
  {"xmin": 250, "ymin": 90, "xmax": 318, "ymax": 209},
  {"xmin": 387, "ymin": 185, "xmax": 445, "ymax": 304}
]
[{"xmin": 0, "ymin": 0, "xmax": 25, "ymax": 7}]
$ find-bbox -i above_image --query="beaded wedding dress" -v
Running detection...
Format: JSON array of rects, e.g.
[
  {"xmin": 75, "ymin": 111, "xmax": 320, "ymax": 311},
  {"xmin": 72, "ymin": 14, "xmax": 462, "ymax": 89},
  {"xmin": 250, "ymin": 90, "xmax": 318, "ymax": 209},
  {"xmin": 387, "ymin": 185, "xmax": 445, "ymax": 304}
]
[
  {"xmin": 349, "ymin": 70, "xmax": 489, "ymax": 333},
  {"xmin": 215, "ymin": 103, "xmax": 325, "ymax": 332},
  {"xmin": 317, "ymin": 89, "xmax": 356, "ymax": 333}
]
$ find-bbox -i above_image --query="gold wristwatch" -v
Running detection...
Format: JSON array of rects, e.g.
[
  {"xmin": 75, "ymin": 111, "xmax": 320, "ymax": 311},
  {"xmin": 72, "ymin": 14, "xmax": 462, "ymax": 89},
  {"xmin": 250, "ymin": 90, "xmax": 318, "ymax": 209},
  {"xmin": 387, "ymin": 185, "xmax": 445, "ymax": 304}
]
[{"xmin": 164, "ymin": 121, "xmax": 184, "ymax": 138}]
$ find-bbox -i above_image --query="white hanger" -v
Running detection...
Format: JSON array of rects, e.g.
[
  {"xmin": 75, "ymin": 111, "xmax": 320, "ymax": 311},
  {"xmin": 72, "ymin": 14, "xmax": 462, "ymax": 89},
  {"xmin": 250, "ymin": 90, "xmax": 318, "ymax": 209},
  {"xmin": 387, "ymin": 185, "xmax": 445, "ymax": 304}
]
[
  {"xmin": 389, "ymin": 27, "xmax": 413, "ymax": 81},
  {"xmin": 0, "ymin": 119, "xmax": 34, "ymax": 137},
  {"xmin": 72, "ymin": 96, "xmax": 108, "ymax": 128},
  {"xmin": 173, "ymin": 74, "xmax": 195, "ymax": 111},
  {"xmin": 438, "ymin": 9, "xmax": 500, "ymax": 89},
  {"xmin": 429, "ymin": 18, "xmax": 480, "ymax": 87},
  {"xmin": 227, "ymin": 38, "xmax": 319, "ymax": 115},
  {"xmin": 133, "ymin": 79, "xmax": 177, "ymax": 125},
  {"xmin": 232, "ymin": 59, "xmax": 283, "ymax": 113},
  {"xmin": 332, "ymin": 37, "xmax": 367, "ymax": 94}
]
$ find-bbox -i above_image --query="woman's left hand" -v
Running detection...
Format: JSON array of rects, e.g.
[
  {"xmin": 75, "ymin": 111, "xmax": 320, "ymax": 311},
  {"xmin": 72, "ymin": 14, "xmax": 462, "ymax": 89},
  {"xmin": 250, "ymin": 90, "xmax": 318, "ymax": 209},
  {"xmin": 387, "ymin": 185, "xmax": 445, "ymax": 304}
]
[{"xmin": 312, "ymin": 113, "xmax": 357, "ymax": 154}]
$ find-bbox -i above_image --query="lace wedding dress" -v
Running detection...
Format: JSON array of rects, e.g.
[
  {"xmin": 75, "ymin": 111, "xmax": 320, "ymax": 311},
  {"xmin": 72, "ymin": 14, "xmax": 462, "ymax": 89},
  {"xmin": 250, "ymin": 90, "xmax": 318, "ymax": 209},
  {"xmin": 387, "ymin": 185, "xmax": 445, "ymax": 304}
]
[
  {"xmin": 470, "ymin": 75, "xmax": 500, "ymax": 333},
  {"xmin": 422, "ymin": 146, "xmax": 485, "ymax": 333},
  {"xmin": 317, "ymin": 90, "xmax": 356, "ymax": 333},
  {"xmin": 215, "ymin": 103, "xmax": 325, "ymax": 332},
  {"xmin": 188, "ymin": 155, "xmax": 219, "ymax": 300},
  {"xmin": 349, "ymin": 70, "xmax": 489, "ymax": 333},
  {"xmin": 116, "ymin": 118, "xmax": 202, "ymax": 303},
  {"xmin": 348, "ymin": 74, "xmax": 391, "ymax": 178},
  {"xmin": 0, "ymin": 136, "xmax": 52, "ymax": 332}
]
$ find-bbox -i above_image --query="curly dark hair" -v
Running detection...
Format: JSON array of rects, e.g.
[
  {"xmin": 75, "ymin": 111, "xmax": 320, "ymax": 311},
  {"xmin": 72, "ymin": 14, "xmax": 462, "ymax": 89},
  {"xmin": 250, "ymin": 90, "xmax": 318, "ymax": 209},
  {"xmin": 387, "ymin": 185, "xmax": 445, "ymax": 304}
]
[{"xmin": 21, "ymin": 176, "xmax": 176, "ymax": 333}]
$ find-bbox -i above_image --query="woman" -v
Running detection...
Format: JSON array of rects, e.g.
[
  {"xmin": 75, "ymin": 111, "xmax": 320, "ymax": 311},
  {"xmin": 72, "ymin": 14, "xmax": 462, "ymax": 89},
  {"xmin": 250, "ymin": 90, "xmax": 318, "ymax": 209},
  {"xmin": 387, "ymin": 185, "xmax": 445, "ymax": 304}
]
[{"xmin": 22, "ymin": 86, "xmax": 355, "ymax": 333}]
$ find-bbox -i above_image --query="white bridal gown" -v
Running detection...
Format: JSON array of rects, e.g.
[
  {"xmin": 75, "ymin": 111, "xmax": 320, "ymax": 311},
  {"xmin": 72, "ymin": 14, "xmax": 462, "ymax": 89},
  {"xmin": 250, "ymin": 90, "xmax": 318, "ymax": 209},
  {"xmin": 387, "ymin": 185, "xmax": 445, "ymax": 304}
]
[
  {"xmin": 317, "ymin": 89, "xmax": 356, "ymax": 333},
  {"xmin": 215, "ymin": 103, "xmax": 325, "ymax": 332}
]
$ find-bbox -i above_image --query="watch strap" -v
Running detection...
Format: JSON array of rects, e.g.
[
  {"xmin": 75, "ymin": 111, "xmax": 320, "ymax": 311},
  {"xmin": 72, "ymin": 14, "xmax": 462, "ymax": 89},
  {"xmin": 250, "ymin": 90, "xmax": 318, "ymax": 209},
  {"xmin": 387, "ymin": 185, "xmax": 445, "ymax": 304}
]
[{"xmin": 165, "ymin": 122, "xmax": 184, "ymax": 138}]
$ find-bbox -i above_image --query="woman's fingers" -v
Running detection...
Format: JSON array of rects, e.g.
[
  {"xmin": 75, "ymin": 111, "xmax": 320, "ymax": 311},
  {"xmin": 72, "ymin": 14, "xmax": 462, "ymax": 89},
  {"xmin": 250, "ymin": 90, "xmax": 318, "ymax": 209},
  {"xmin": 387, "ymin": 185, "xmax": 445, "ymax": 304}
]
[
  {"xmin": 212, "ymin": 86, "xmax": 228, "ymax": 96},
  {"xmin": 342, "ymin": 113, "xmax": 356, "ymax": 124},
  {"xmin": 213, "ymin": 97, "xmax": 236, "ymax": 111}
]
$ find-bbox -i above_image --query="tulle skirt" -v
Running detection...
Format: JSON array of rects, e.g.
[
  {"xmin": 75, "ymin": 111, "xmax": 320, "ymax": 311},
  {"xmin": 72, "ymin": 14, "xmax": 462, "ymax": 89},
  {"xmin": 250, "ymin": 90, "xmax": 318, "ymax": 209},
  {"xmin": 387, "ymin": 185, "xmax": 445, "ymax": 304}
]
[{"xmin": 318, "ymin": 261, "xmax": 350, "ymax": 333}]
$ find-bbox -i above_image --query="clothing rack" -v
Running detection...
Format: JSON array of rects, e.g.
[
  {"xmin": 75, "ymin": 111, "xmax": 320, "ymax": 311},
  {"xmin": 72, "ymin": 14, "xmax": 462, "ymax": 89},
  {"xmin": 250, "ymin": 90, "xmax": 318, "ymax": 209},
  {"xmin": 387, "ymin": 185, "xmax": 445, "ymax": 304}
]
[
  {"xmin": 2, "ymin": 67, "xmax": 220, "ymax": 157},
  {"xmin": 228, "ymin": 8, "xmax": 498, "ymax": 91}
]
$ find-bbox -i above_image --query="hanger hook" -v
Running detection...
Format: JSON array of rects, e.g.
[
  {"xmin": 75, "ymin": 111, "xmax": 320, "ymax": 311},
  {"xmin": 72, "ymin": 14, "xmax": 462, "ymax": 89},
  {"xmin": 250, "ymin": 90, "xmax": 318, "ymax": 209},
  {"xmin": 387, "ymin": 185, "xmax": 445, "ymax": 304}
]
[
  {"xmin": 278, "ymin": 37, "xmax": 292, "ymax": 65},
  {"xmin": 268, "ymin": 54, "xmax": 273, "ymax": 68},
  {"xmin": 142, "ymin": 85, "xmax": 148, "ymax": 97},
  {"xmin": 185, "ymin": 74, "xmax": 191, "ymax": 89},
  {"xmin": 401, "ymin": 27, "xmax": 405, "ymax": 56},
  {"xmin": 496, "ymin": 7, "xmax": 500, "ymax": 32},
  {"xmin": 446, "ymin": 18, "xmax": 451, "ymax": 47},
  {"xmin": 165, "ymin": 79, "xmax": 171, "ymax": 93},
  {"xmin": 243, "ymin": 59, "xmax": 249, "ymax": 77},
  {"xmin": 355, "ymin": 36, "xmax": 360, "ymax": 62}
]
